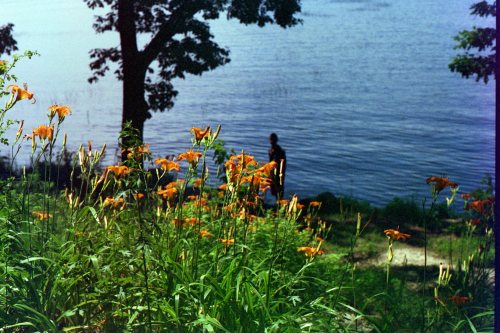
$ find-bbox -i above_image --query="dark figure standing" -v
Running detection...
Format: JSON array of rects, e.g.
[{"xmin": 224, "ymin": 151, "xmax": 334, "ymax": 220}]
[{"xmin": 268, "ymin": 133, "xmax": 286, "ymax": 199}]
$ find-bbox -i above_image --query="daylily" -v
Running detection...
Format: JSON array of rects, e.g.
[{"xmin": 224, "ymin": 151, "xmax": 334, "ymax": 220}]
[
  {"xmin": 384, "ymin": 228, "xmax": 411, "ymax": 241},
  {"xmin": 231, "ymin": 153, "xmax": 257, "ymax": 168},
  {"xmin": 256, "ymin": 161, "xmax": 277, "ymax": 177},
  {"xmin": 123, "ymin": 144, "xmax": 150, "ymax": 160},
  {"xmin": 187, "ymin": 195, "xmax": 207, "ymax": 205},
  {"xmin": 32, "ymin": 211, "xmax": 52, "ymax": 220},
  {"xmin": 133, "ymin": 193, "xmax": 145, "ymax": 200},
  {"xmin": 106, "ymin": 165, "xmax": 131, "ymax": 178},
  {"xmin": 177, "ymin": 150, "xmax": 202, "ymax": 165},
  {"xmin": 450, "ymin": 295, "xmax": 470, "ymax": 305},
  {"xmin": 32, "ymin": 124, "xmax": 54, "ymax": 141},
  {"xmin": 426, "ymin": 176, "xmax": 458, "ymax": 193},
  {"xmin": 309, "ymin": 201, "xmax": 321, "ymax": 208},
  {"xmin": 200, "ymin": 230, "xmax": 213, "ymax": 238},
  {"xmin": 465, "ymin": 199, "xmax": 492, "ymax": 215},
  {"xmin": 278, "ymin": 199, "xmax": 289, "ymax": 206},
  {"xmin": 48, "ymin": 104, "xmax": 71, "ymax": 120},
  {"xmin": 103, "ymin": 197, "xmax": 126, "ymax": 209},
  {"xmin": 191, "ymin": 127, "xmax": 211, "ymax": 142},
  {"xmin": 154, "ymin": 158, "xmax": 180, "ymax": 172},
  {"xmin": 297, "ymin": 246, "xmax": 324, "ymax": 257},
  {"xmin": 6, "ymin": 84, "xmax": 35, "ymax": 103},
  {"xmin": 220, "ymin": 238, "xmax": 235, "ymax": 245},
  {"xmin": 461, "ymin": 193, "xmax": 472, "ymax": 200},
  {"xmin": 469, "ymin": 218, "xmax": 481, "ymax": 226},
  {"xmin": 184, "ymin": 217, "xmax": 200, "ymax": 225},
  {"xmin": 158, "ymin": 183, "xmax": 178, "ymax": 199}
]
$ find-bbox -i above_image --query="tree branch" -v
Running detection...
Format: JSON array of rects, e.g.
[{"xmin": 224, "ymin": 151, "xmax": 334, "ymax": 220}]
[{"xmin": 142, "ymin": 1, "xmax": 201, "ymax": 66}]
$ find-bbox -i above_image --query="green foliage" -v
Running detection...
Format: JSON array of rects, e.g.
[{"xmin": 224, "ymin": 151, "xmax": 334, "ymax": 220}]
[
  {"xmin": 449, "ymin": 1, "xmax": 496, "ymax": 83},
  {"xmin": 382, "ymin": 197, "xmax": 423, "ymax": 227},
  {"xmin": 211, "ymin": 138, "xmax": 233, "ymax": 182},
  {"xmin": 0, "ymin": 50, "xmax": 38, "ymax": 146}
]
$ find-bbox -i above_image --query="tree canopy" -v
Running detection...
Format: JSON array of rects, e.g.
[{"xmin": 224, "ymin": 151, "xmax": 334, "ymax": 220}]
[
  {"xmin": 84, "ymin": 0, "xmax": 302, "ymax": 144},
  {"xmin": 0, "ymin": 23, "xmax": 18, "ymax": 56},
  {"xmin": 449, "ymin": 1, "xmax": 496, "ymax": 84}
]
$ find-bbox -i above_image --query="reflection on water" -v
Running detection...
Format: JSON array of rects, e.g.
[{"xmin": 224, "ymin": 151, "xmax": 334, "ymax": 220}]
[{"xmin": 1, "ymin": 0, "xmax": 495, "ymax": 206}]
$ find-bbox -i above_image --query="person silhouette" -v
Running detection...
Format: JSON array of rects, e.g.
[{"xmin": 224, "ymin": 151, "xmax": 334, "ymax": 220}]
[{"xmin": 268, "ymin": 133, "xmax": 286, "ymax": 199}]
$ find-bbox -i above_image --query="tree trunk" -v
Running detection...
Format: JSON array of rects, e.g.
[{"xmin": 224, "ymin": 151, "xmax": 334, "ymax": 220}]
[
  {"xmin": 122, "ymin": 64, "xmax": 148, "ymax": 142},
  {"xmin": 118, "ymin": 0, "xmax": 149, "ymax": 161}
]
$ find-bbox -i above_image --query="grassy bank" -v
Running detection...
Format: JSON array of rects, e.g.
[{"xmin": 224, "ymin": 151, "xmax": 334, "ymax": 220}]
[{"xmin": 0, "ymin": 57, "xmax": 495, "ymax": 332}]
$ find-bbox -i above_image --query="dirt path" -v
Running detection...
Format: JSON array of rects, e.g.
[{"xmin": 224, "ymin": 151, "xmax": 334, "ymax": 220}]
[
  {"xmin": 355, "ymin": 243, "xmax": 495, "ymax": 286},
  {"xmin": 360, "ymin": 243, "xmax": 448, "ymax": 267}
]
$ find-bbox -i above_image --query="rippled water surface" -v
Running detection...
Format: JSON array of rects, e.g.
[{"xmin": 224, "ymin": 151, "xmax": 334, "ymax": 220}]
[{"xmin": 2, "ymin": 0, "xmax": 495, "ymax": 206}]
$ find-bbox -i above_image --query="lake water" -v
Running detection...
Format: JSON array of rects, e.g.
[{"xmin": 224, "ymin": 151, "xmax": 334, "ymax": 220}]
[{"xmin": 1, "ymin": 0, "xmax": 495, "ymax": 206}]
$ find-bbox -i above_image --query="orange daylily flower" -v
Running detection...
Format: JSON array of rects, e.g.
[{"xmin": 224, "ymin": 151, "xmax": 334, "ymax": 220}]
[
  {"xmin": 200, "ymin": 230, "xmax": 213, "ymax": 238},
  {"xmin": 426, "ymin": 176, "xmax": 458, "ymax": 193},
  {"xmin": 187, "ymin": 195, "xmax": 207, "ymax": 205},
  {"xmin": 224, "ymin": 159, "xmax": 239, "ymax": 172},
  {"xmin": 177, "ymin": 150, "xmax": 202, "ymax": 165},
  {"xmin": 297, "ymin": 246, "xmax": 324, "ymax": 257},
  {"xmin": 122, "ymin": 144, "xmax": 150, "ymax": 160},
  {"xmin": 193, "ymin": 178, "xmax": 203, "ymax": 188},
  {"xmin": 32, "ymin": 124, "xmax": 54, "ymax": 141},
  {"xmin": 157, "ymin": 187, "xmax": 178, "ymax": 199},
  {"xmin": 166, "ymin": 181, "xmax": 177, "ymax": 189},
  {"xmin": 103, "ymin": 197, "xmax": 126, "ymax": 209},
  {"xmin": 191, "ymin": 127, "xmax": 211, "ymax": 141},
  {"xmin": 461, "ymin": 193, "xmax": 472, "ymax": 200},
  {"xmin": 309, "ymin": 201, "xmax": 322, "ymax": 208},
  {"xmin": 154, "ymin": 158, "xmax": 180, "ymax": 172},
  {"xmin": 7, "ymin": 84, "xmax": 35, "ymax": 103},
  {"xmin": 218, "ymin": 184, "xmax": 228, "ymax": 191},
  {"xmin": 137, "ymin": 144, "xmax": 149, "ymax": 154},
  {"xmin": 465, "ymin": 199, "xmax": 492, "ymax": 215},
  {"xmin": 278, "ymin": 199, "xmax": 289, "ymax": 206},
  {"xmin": 450, "ymin": 295, "xmax": 470, "ymax": 305},
  {"xmin": 220, "ymin": 238, "xmax": 235, "ymax": 245},
  {"xmin": 469, "ymin": 218, "xmax": 481, "ymax": 226},
  {"xmin": 256, "ymin": 161, "xmax": 277, "ymax": 177},
  {"xmin": 106, "ymin": 165, "xmax": 131, "ymax": 178},
  {"xmin": 184, "ymin": 217, "xmax": 200, "ymax": 225},
  {"xmin": 232, "ymin": 153, "xmax": 258, "ymax": 168},
  {"xmin": 157, "ymin": 182, "xmax": 178, "ymax": 199},
  {"xmin": 32, "ymin": 211, "xmax": 52, "ymax": 220},
  {"xmin": 259, "ymin": 179, "xmax": 271, "ymax": 192},
  {"xmin": 172, "ymin": 218, "xmax": 183, "ymax": 227},
  {"xmin": 240, "ymin": 174, "xmax": 271, "ymax": 192},
  {"xmin": 48, "ymin": 104, "xmax": 71, "ymax": 119},
  {"xmin": 384, "ymin": 229, "xmax": 411, "ymax": 241},
  {"xmin": 133, "ymin": 193, "xmax": 145, "ymax": 200}
]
